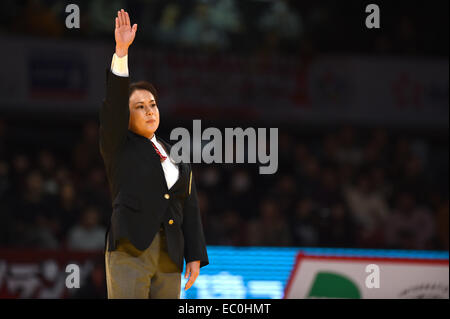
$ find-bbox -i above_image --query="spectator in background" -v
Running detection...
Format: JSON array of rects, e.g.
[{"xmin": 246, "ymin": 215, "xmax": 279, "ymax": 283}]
[
  {"xmin": 37, "ymin": 150, "xmax": 59, "ymax": 196},
  {"xmin": 78, "ymin": 166, "xmax": 110, "ymax": 223},
  {"xmin": 72, "ymin": 121, "xmax": 103, "ymax": 178},
  {"xmin": 12, "ymin": 0, "xmax": 64, "ymax": 37},
  {"xmin": 385, "ymin": 191, "xmax": 436, "ymax": 250},
  {"xmin": 67, "ymin": 206, "xmax": 106, "ymax": 251},
  {"xmin": 88, "ymin": 0, "xmax": 125, "ymax": 35},
  {"xmin": 176, "ymin": 0, "xmax": 243, "ymax": 51},
  {"xmin": 9, "ymin": 153, "xmax": 31, "ymax": 195},
  {"xmin": 53, "ymin": 182, "xmax": 82, "ymax": 237},
  {"xmin": 228, "ymin": 169, "xmax": 256, "ymax": 220},
  {"xmin": 196, "ymin": 190, "xmax": 214, "ymax": 242},
  {"xmin": 200, "ymin": 183, "xmax": 247, "ymax": 246},
  {"xmin": 292, "ymin": 142, "xmax": 311, "ymax": 177},
  {"xmin": 296, "ymin": 155, "xmax": 321, "ymax": 199},
  {"xmin": 247, "ymin": 199, "xmax": 292, "ymax": 246},
  {"xmin": 178, "ymin": 2, "xmax": 229, "ymax": 50},
  {"xmin": 335, "ymin": 126, "xmax": 363, "ymax": 166},
  {"xmin": 267, "ymin": 175, "xmax": 298, "ymax": 216},
  {"xmin": 208, "ymin": 0, "xmax": 243, "ymax": 45},
  {"xmin": 258, "ymin": 0, "xmax": 302, "ymax": 51},
  {"xmin": 155, "ymin": 2, "xmax": 182, "ymax": 46},
  {"xmin": 344, "ymin": 172, "xmax": 389, "ymax": 247},
  {"xmin": 196, "ymin": 166, "xmax": 228, "ymax": 216},
  {"xmin": 54, "ymin": 165, "xmax": 73, "ymax": 186},
  {"xmin": 291, "ymin": 198, "xmax": 320, "ymax": 247},
  {"xmin": 314, "ymin": 167, "xmax": 341, "ymax": 206},
  {"xmin": 363, "ymin": 137, "xmax": 387, "ymax": 168},
  {"xmin": 209, "ymin": 0, "xmax": 242, "ymax": 33},
  {"xmin": 399, "ymin": 154, "xmax": 428, "ymax": 203},
  {"xmin": 367, "ymin": 128, "xmax": 389, "ymax": 164},
  {"xmin": 319, "ymin": 201, "xmax": 356, "ymax": 247},
  {"xmin": 197, "ymin": 166, "xmax": 222, "ymax": 193},
  {"xmin": 337, "ymin": 162, "xmax": 356, "ymax": 191},
  {"xmin": 278, "ymin": 133, "xmax": 296, "ymax": 174},
  {"xmin": 391, "ymin": 137, "xmax": 412, "ymax": 179},
  {"xmin": 221, "ymin": 209, "xmax": 246, "ymax": 246},
  {"xmin": 209, "ymin": 209, "xmax": 246, "ymax": 246},
  {"xmin": 13, "ymin": 170, "xmax": 60, "ymax": 248},
  {"xmin": 321, "ymin": 133, "xmax": 340, "ymax": 166},
  {"xmin": 369, "ymin": 166, "xmax": 393, "ymax": 199}
]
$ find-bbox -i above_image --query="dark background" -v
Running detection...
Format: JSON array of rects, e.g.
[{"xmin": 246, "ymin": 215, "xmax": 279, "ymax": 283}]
[{"xmin": 0, "ymin": 0, "xmax": 448, "ymax": 298}]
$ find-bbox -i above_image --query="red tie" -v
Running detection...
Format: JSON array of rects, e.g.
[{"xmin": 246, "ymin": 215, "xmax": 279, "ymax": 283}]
[{"xmin": 151, "ymin": 141, "xmax": 167, "ymax": 162}]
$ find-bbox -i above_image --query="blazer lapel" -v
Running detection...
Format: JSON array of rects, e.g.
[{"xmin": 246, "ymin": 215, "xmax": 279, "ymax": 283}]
[
  {"xmin": 158, "ymin": 137, "xmax": 187, "ymax": 191},
  {"xmin": 127, "ymin": 131, "xmax": 187, "ymax": 192},
  {"xmin": 127, "ymin": 130, "xmax": 168, "ymax": 191}
]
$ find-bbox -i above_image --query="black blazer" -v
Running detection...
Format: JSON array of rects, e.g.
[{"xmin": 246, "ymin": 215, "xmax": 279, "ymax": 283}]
[{"xmin": 99, "ymin": 69, "xmax": 209, "ymax": 271}]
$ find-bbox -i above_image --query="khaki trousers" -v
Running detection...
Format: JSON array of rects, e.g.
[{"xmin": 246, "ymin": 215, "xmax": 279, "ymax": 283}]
[{"xmin": 105, "ymin": 227, "xmax": 181, "ymax": 299}]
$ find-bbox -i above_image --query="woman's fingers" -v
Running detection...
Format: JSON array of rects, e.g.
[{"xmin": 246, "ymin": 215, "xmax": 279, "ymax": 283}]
[
  {"xmin": 117, "ymin": 11, "xmax": 122, "ymax": 27},
  {"xmin": 185, "ymin": 272, "xmax": 199, "ymax": 290},
  {"xmin": 125, "ymin": 11, "xmax": 131, "ymax": 26},
  {"xmin": 122, "ymin": 9, "xmax": 127, "ymax": 26},
  {"xmin": 117, "ymin": 9, "xmax": 132, "ymax": 28},
  {"xmin": 119, "ymin": 10, "xmax": 124, "ymax": 27}
]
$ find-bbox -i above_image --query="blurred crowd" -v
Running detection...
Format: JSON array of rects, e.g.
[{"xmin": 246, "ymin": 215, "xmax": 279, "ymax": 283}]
[
  {"xmin": 0, "ymin": 0, "xmax": 448, "ymax": 56},
  {"xmin": 0, "ymin": 118, "xmax": 448, "ymax": 251},
  {"xmin": 0, "ymin": 0, "xmax": 446, "ymax": 301}
]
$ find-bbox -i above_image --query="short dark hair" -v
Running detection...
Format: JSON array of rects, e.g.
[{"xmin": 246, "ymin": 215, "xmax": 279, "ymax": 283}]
[{"xmin": 129, "ymin": 81, "xmax": 158, "ymax": 101}]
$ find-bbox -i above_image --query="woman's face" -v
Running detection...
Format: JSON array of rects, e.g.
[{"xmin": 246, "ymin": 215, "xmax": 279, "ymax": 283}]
[{"xmin": 128, "ymin": 89, "xmax": 160, "ymax": 139}]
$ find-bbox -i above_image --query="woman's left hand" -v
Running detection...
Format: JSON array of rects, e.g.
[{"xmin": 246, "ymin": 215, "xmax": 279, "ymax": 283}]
[{"xmin": 184, "ymin": 260, "xmax": 201, "ymax": 291}]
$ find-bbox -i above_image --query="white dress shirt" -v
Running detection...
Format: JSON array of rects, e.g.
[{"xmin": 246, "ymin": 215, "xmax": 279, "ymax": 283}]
[
  {"xmin": 111, "ymin": 54, "xmax": 180, "ymax": 190},
  {"xmin": 110, "ymin": 53, "xmax": 129, "ymax": 77},
  {"xmin": 150, "ymin": 134, "xmax": 180, "ymax": 190}
]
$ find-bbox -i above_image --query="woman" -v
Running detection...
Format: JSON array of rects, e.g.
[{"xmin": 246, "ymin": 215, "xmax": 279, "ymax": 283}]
[{"xmin": 99, "ymin": 9, "xmax": 208, "ymax": 299}]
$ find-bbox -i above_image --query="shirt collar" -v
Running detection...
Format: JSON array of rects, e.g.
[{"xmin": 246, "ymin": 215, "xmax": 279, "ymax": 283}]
[
  {"xmin": 149, "ymin": 134, "xmax": 174, "ymax": 163},
  {"xmin": 150, "ymin": 134, "xmax": 166, "ymax": 156}
]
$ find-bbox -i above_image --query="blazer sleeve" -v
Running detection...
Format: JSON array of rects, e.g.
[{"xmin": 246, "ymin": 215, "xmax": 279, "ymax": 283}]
[
  {"xmin": 182, "ymin": 168, "xmax": 209, "ymax": 268},
  {"xmin": 99, "ymin": 69, "xmax": 130, "ymax": 160}
]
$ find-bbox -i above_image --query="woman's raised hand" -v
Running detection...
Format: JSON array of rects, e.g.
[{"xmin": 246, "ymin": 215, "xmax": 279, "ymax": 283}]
[{"xmin": 114, "ymin": 9, "xmax": 137, "ymax": 57}]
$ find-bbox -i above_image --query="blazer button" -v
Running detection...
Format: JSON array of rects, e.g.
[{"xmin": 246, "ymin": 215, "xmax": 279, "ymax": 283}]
[
  {"xmin": 164, "ymin": 193, "xmax": 170, "ymax": 199},
  {"xmin": 168, "ymin": 219, "xmax": 174, "ymax": 225}
]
